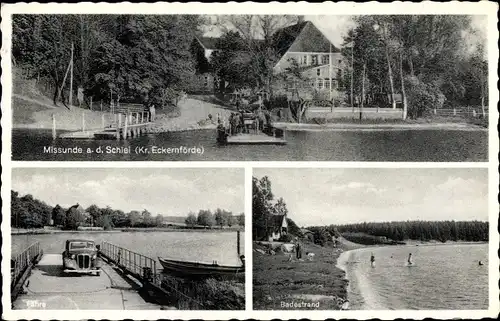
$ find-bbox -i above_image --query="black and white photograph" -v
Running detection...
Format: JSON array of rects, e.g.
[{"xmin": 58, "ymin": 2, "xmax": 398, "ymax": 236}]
[
  {"xmin": 10, "ymin": 168, "xmax": 245, "ymax": 310},
  {"xmin": 252, "ymin": 168, "xmax": 489, "ymax": 310},
  {"xmin": 9, "ymin": 14, "xmax": 489, "ymax": 161}
]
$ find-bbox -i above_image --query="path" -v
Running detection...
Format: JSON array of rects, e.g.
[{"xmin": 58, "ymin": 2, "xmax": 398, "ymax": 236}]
[{"xmin": 152, "ymin": 98, "xmax": 231, "ymax": 132}]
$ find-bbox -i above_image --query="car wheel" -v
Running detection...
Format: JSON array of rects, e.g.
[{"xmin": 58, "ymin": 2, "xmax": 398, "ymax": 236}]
[{"xmin": 96, "ymin": 271, "xmax": 100, "ymax": 276}]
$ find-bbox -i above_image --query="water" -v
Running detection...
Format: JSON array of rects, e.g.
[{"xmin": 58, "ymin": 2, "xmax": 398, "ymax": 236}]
[
  {"xmin": 338, "ymin": 244, "xmax": 489, "ymax": 310},
  {"xmin": 12, "ymin": 128, "xmax": 487, "ymax": 161},
  {"xmin": 11, "ymin": 231, "xmax": 244, "ymax": 266}
]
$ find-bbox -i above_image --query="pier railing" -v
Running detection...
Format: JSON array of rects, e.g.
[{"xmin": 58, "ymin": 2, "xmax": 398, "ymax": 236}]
[
  {"xmin": 99, "ymin": 242, "xmax": 159, "ymax": 283},
  {"xmin": 11, "ymin": 242, "xmax": 43, "ymax": 297}
]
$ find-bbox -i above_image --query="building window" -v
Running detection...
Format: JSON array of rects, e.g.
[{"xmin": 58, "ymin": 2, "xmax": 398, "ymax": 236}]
[
  {"xmin": 317, "ymin": 78, "xmax": 323, "ymax": 90},
  {"xmin": 324, "ymin": 78, "xmax": 330, "ymax": 90},
  {"xmin": 310, "ymin": 80, "xmax": 315, "ymax": 88},
  {"xmin": 316, "ymin": 68, "xmax": 321, "ymax": 76},
  {"xmin": 204, "ymin": 76, "xmax": 208, "ymax": 87},
  {"xmin": 332, "ymin": 80, "xmax": 338, "ymax": 89},
  {"xmin": 303, "ymin": 55, "xmax": 307, "ymax": 65},
  {"xmin": 312, "ymin": 55, "xmax": 318, "ymax": 65},
  {"xmin": 322, "ymin": 55, "xmax": 330, "ymax": 65},
  {"xmin": 338, "ymin": 59, "xmax": 342, "ymax": 65}
]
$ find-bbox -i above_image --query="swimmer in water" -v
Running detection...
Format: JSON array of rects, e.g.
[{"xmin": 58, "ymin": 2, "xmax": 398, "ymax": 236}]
[
  {"xmin": 478, "ymin": 260, "xmax": 484, "ymax": 266},
  {"xmin": 370, "ymin": 253, "xmax": 375, "ymax": 267},
  {"xmin": 407, "ymin": 253, "xmax": 413, "ymax": 265}
]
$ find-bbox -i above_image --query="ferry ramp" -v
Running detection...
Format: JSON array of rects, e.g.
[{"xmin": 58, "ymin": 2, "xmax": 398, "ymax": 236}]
[{"xmin": 13, "ymin": 253, "xmax": 163, "ymax": 310}]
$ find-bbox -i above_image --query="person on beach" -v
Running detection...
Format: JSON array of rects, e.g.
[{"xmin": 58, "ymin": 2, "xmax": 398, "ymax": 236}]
[
  {"xmin": 370, "ymin": 253, "xmax": 375, "ymax": 267},
  {"xmin": 407, "ymin": 253, "xmax": 413, "ymax": 265}
]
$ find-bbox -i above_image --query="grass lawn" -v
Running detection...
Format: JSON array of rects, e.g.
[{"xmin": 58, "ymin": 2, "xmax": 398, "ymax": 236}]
[
  {"xmin": 12, "ymin": 96, "xmax": 51, "ymax": 125},
  {"xmin": 253, "ymin": 241, "xmax": 351, "ymax": 310}
]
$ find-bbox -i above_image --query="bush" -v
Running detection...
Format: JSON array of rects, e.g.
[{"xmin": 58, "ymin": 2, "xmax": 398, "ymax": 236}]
[
  {"xmin": 264, "ymin": 95, "xmax": 288, "ymax": 110},
  {"xmin": 278, "ymin": 234, "xmax": 293, "ymax": 243},
  {"xmin": 405, "ymin": 76, "xmax": 446, "ymax": 119}
]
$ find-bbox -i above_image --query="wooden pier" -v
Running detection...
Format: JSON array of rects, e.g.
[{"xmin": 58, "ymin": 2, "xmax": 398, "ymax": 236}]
[
  {"xmin": 57, "ymin": 104, "xmax": 154, "ymax": 140},
  {"xmin": 11, "ymin": 242, "xmax": 173, "ymax": 310}
]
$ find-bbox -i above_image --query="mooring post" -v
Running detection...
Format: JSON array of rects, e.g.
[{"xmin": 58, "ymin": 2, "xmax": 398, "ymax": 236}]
[
  {"xmin": 237, "ymin": 230, "xmax": 241, "ymax": 256},
  {"xmin": 90, "ymin": 96, "xmax": 93, "ymax": 111},
  {"xmin": 123, "ymin": 114, "xmax": 128, "ymax": 139},
  {"xmin": 117, "ymin": 113, "xmax": 122, "ymax": 140},
  {"xmin": 52, "ymin": 114, "xmax": 56, "ymax": 140}
]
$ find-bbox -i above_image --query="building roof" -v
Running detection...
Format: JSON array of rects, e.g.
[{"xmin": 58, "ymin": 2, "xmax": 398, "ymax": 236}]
[
  {"xmin": 272, "ymin": 21, "xmax": 340, "ymax": 57},
  {"xmin": 271, "ymin": 214, "xmax": 286, "ymax": 232}
]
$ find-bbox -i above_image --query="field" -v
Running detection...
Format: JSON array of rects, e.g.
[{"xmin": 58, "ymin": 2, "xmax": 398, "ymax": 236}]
[{"xmin": 253, "ymin": 240, "xmax": 358, "ymax": 310}]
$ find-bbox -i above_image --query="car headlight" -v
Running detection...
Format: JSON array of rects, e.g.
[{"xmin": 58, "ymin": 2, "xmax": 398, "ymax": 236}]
[
  {"xmin": 71, "ymin": 254, "xmax": 75, "ymax": 259},
  {"xmin": 92, "ymin": 254, "xmax": 97, "ymax": 260}
]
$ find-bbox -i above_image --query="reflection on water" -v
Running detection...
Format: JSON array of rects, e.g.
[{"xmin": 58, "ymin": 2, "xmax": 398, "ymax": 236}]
[
  {"xmin": 340, "ymin": 244, "xmax": 488, "ymax": 310},
  {"xmin": 12, "ymin": 231, "xmax": 244, "ymax": 266},
  {"xmin": 12, "ymin": 128, "xmax": 487, "ymax": 161}
]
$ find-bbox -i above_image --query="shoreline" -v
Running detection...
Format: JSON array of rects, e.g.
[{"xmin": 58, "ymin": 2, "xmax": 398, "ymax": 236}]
[
  {"xmin": 13, "ymin": 120, "xmax": 487, "ymax": 134},
  {"xmin": 274, "ymin": 122, "xmax": 487, "ymax": 132},
  {"xmin": 11, "ymin": 228, "xmax": 244, "ymax": 235},
  {"xmin": 335, "ymin": 240, "xmax": 488, "ymax": 310}
]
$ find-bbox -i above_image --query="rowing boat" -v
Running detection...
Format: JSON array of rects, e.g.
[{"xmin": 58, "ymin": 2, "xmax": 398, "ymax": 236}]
[{"xmin": 158, "ymin": 257, "xmax": 245, "ymax": 279}]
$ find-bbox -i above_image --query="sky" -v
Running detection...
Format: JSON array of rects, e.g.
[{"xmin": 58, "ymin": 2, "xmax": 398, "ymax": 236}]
[
  {"xmin": 253, "ymin": 168, "xmax": 489, "ymax": 227},
  {"xmin": 12, "ymin": 168, "xmax": 244, "ymax": 216},
  {"xmin": 203, "ymin": 14, "xmax": 486, "ymax": 49}
]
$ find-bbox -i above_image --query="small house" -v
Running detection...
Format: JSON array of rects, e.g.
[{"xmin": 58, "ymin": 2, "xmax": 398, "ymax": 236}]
[{"xmin": 269, "ymin": 214, "xmax": 288, "ymax": 241}]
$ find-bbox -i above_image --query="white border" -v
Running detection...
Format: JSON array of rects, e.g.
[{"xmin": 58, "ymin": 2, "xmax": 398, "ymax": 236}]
[{"xmin": 2, "ymin": 1, "xmax": 499, "ymax": 320}]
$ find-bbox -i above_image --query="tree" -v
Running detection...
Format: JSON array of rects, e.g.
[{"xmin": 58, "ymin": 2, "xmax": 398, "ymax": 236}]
[
  {"xmin": 52, "ymin": 204, "xmax": 66, "ymax": 226},
  {"xmin": 155, "ymin": 214, "xmax": 164, "ymax": 227},
  {"xmin": 214, "ymin": 208, "xmax": 227, "ymax": 228},
  {"xmin": 127, "ymin": 210, "xmax": 141, "ymax": 227},
  {"xmin": 215, "ymin": 15, "xmax": 300, "ymax": 96},
  {"xmin": 227, "ymin": 213, "xmax": 235, "ymax": 227},
  {"xmin": 237, "ymin": 213, "xmax": 245, "ymax": 227},
  {"xmin": 185, "ymin": 211, "xmax": 198, "ymax": 228},
  {"xmin": 142, "ymin": 209, "xmax": 153, "ymax": 227},
  {"xmin": 197, "ymin": 209, "xmax": 215, "ymax": 228},
  {"xmin": 65, "ymin": 205, "xmax": 86, "ymax": 230},
  {"xmin": 86, "ymin": 204, "xmax": 102, "ymax": 227}
]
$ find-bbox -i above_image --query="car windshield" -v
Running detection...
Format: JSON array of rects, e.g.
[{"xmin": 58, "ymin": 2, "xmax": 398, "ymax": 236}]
[{"xmin": 69, "ymin": 241, "xmax": 94, "ymax": 249}]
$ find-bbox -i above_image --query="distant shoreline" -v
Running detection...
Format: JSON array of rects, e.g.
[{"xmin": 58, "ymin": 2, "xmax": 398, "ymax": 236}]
[
  {"xmin": 11, "ymin": 227, "xmax": 244, "ymax": 235},
  {"xmin": 274, "ymin": 122, "xmax": 487, "ymax": 132}
]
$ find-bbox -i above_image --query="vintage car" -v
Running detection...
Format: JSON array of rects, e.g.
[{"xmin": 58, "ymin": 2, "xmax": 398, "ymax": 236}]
[{"xmin": 62, "ymin": 239, "xmax": 101, "ymax": 276}]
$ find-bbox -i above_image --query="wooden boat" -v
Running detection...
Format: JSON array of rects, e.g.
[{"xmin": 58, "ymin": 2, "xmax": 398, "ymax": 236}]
[{"xmin": 158, "ymin": 257, "xmax": 245, "ymax": 278}]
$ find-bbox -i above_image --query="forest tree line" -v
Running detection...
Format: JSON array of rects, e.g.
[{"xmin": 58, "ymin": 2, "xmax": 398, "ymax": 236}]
[
  {"xmin": 12, "ymin": 14, "xmax": 205, "ymax": 108},
  {"xmin": 308, "ymin": 220, "xmax": 489, "ymax": 244},
  {"xmin": 11, "ymin": 190, "xmax": 242, "ymax": 230},
  {"xmin": 185, "ymin": 209, "xmax": 245, "ymax": 229}
]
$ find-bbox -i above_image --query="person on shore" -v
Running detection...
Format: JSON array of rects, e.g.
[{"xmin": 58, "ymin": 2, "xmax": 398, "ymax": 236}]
[
  {"xmin": 478, "ymin": 260, "xmax": 484, "ymax": 266},
  {"xmin": 149, "ymin": 104, "xmax": 156, "ymax": 122},
  {"xmin": 407, "ymin": 253, "xmax": 413, "ymax": 265},
  {"xmin": 370, "ymin": 253, "xmax": 375, "ymax": 267},
  {"xmin": 229, "ymin": 113, "xmax": 235, "ymax": 135}
]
